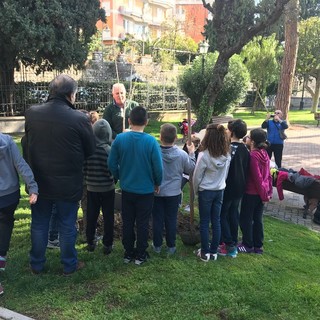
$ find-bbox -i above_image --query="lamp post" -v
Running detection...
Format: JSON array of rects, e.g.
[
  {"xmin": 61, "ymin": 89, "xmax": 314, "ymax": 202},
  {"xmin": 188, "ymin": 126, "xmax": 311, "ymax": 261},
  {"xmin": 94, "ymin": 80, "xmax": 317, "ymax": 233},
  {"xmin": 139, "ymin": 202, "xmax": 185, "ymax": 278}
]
[
  {"xmin": 299, "ymin": 75, "xmax": 305, "ymax": 110},
  {"xmin": 199, "ymin": 40, "xmax": 209, "ymax": 74}
]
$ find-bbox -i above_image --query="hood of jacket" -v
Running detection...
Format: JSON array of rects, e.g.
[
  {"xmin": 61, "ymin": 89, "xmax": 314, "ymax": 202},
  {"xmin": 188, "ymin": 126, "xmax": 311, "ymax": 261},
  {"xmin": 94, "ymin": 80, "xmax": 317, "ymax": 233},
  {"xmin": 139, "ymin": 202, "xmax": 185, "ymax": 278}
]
[
  {"xmin": 160, "ymin": 145, "xmax": 182, "ymax": 164},
  {"xmin": 93, "ymin": 119, "xmax": 112, "ymax": 149},
  {"xmin": 202, "ymin": 150, "xmax": 230, "ymax": 170},
  {"xmin": 251, "ymin": 148, "xmax": 270, "ymax": 166},
  {"xmin": 0, "ymin": 133, "xmax": 10, "ymax": 160}
]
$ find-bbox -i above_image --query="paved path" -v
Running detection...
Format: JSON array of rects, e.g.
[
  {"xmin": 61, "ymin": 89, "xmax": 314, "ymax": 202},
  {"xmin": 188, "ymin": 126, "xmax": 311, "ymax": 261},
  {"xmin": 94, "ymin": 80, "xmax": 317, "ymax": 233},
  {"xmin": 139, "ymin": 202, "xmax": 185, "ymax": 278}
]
[{"xmin": 260, "ymin": 125, "xmax": 320, "ymax": 232}]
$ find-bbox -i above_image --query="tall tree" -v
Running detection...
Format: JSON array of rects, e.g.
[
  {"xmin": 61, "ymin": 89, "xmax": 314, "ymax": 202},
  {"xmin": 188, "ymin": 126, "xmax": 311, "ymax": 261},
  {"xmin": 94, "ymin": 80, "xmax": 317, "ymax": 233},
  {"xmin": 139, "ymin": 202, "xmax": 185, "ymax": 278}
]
[
  {"xmin": 297, "ymin": 17, "xmax": 320, "ymax": 113},
  {"xmin": 196, "ymin": 0, "xmax": 291, "ymax": 129},
  {"xmin": 0, "ymin": 0, "xmax": 105, "ymax": 108},
  {"xmin": 275, "ymin": 0, "xmax": 299, "ymax": 120}
]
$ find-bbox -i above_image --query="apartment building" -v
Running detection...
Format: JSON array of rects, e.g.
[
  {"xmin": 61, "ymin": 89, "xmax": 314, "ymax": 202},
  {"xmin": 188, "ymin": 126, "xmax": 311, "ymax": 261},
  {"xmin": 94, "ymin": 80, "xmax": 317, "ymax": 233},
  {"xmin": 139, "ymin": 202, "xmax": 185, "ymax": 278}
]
[{"xmin": 97, "ymin": 0, "xmax": 208, "ymax": 46}]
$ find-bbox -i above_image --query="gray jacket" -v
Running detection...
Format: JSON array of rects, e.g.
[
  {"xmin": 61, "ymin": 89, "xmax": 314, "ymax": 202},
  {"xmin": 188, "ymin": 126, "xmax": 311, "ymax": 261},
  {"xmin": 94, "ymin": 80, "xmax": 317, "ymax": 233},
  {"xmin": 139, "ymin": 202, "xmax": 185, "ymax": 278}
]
[
  {"xmin": 156, "ymin": 145, "xmax": 195, "ymax": 197},
  {"xmin": 193, "ymin": 150, "xmax": 231, "ymax": 194},
  {"xmin": 0, "ymin": 133, "xmax": 38, "ymax": 198}
]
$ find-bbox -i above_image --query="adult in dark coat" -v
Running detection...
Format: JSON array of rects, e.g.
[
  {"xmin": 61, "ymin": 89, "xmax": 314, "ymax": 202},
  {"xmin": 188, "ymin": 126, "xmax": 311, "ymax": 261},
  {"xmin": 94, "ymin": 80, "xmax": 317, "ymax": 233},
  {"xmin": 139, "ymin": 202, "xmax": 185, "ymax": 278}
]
[{"xmin": 24, "ymin": 74, "xmax": 95, "ymax": 275}]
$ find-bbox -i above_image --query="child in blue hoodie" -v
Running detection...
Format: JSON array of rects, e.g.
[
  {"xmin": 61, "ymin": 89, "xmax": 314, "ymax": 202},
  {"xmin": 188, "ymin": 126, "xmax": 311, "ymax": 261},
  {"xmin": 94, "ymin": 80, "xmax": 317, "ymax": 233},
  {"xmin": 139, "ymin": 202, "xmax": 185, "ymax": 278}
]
[{"xmin": 152, "ymin": 123, "xmax": 195, "ymax": 254}]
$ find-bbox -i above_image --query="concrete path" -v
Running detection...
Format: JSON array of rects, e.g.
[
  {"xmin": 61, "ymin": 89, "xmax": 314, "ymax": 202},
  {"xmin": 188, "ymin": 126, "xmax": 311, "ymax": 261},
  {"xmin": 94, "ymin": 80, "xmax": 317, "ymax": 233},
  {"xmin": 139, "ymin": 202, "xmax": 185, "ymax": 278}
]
[{"xmin": 260, "ymin": 125, "xmax": 320, "ymax": 232}]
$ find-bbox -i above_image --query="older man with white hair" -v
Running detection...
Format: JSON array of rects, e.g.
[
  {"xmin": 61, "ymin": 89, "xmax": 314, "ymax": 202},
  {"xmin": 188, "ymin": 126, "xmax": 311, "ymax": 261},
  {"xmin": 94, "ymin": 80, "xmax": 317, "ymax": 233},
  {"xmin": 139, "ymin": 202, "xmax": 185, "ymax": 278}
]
[
  {"xmin": 103, "ymin": 83, "xmax": 139, "ymax": 139},
  {"xmin": 261, "ymin": 109, "xmax": 288, "ymax": 168}
]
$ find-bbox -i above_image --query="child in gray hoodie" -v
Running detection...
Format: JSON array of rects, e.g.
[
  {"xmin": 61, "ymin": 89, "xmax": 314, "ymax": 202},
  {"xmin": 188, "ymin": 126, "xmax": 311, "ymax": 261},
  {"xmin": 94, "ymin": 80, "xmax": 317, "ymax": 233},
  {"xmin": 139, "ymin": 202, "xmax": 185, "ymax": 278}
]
[
  {"xmin": 83, "ymin": 119, "xmax": 115, "ymax": 255},
  {"xmin": 193, "ymin": 124, "xmax": 231, "ymax": 262},
  {"xmin": 152, "ymin": 123, "xmax": 195, "ymax": 254},
  {"xmin": 0, "ymin": 132, "xmax": 38, "ymax": 295}
]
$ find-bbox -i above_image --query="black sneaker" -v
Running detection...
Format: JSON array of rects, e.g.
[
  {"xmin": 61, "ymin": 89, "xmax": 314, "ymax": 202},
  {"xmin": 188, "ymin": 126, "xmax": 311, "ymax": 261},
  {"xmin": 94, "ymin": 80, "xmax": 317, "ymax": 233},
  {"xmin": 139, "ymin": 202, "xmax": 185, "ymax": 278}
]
[
  {"xmin": 86, "ymin": 244, "xmax": 96, "ymax": 252},
  {"xmin": 123, "ymin": 252, "xmax": 135, "ymax": 264},
  {"xmin": 0, "ymin": 282, "xmax": 3, "ymax": 296},
  {"xmin": 135, "ymin": 252, "xmax": 150, "ymax": 266},
  {"xmin": 103, "ymin": 245, "xmax": 113, "ymax": 255}
]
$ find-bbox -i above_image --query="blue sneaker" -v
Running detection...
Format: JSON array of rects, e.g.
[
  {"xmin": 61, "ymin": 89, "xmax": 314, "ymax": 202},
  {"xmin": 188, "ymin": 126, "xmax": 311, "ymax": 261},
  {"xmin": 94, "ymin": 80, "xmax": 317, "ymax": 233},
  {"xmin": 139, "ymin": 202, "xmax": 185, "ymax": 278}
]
[
  {"xmin": 167, "ymin": 247, "xmax": 176, "ymax": 255},
  {"xmin": 226, "ymin": 246, "xmax": 238, "ymax": 258},
  {"xmin": 152, "ymin": 244, "xmax": 161, "ymax": 254}
]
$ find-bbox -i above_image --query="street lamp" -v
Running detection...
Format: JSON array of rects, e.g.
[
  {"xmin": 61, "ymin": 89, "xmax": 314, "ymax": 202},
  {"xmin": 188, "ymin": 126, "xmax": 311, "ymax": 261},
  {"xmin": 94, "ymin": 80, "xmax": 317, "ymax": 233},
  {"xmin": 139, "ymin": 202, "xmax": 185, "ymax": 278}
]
[
  {"xmin": 199, "ymin": 40, "xmax": 209, "ymax": 74},
  {"xmin": 300, "ymin": 75, "xmax": 305, "ymax": 110}
]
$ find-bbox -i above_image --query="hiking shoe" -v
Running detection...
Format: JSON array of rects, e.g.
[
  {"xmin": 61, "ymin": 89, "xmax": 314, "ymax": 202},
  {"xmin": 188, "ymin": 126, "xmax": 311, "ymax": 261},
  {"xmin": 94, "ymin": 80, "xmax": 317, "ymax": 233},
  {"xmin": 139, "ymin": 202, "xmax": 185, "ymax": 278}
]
[
  {"xmin": 218, "ymin": 243, "xmax": 227, "ymax": 256},
  {"xmin": 195, "ymin": 249, "xmax": 210, "ymax": 262},
  {"xmin": 254, "ymin": 247, "xmax": 263, "ymax": 254},
  {"xmin": 86, "ymin": 243, "xmax": 96, "ymax": 252},
  {"xmin": 237, "ymin": 243, "xmax": 254, "ymax": 253},
  {"xmin": 47, "ymin": 239, "xmax": 60, "ymax": 249},
  {"xmin": 167, "ymin": 247, "xmax": 176, "ymax": 255},
  {"xmin": 123, "ymin": 252, "xmax": 135, "ymax": 264},
  {"xmin": 63, "ymin": 261, "xmax": 85, "ymax": 276},
  {"xmin": 152, "ymin": 244, "xmax": 161, "ymax": 254},
  {"xmin": 0, "ymin": 283, "xmax": 3, "ymax": 296},
  {"xmin": 226, "ymin": 246, "xmax": 238, "ymax": 258},
  {"xmin": 103, "ymin": 245, "xmax": 113, "ymax": 255},
  {"xmin": 135, "ymin": 252, "xmax": 150, "ymax": 266},
  {"xmin": 0, "ymin": 256, "xmax": 6, "ymax": 271}
]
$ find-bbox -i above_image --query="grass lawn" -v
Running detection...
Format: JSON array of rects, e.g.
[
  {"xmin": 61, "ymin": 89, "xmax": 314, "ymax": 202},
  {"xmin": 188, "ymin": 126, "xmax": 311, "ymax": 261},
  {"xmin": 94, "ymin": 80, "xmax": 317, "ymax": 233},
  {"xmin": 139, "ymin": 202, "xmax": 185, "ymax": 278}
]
[{"xmin": 1, "ymin": 109, "xmax": 320, "ymax": 319}]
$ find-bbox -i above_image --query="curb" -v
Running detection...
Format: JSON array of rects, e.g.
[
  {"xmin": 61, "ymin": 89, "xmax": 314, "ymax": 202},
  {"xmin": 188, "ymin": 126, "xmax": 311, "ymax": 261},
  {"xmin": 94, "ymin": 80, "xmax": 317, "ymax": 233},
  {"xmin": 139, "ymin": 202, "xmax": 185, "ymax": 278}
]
[{"xmin": 0, "ymin": 307, "xmax": 35, "ymax": 320}]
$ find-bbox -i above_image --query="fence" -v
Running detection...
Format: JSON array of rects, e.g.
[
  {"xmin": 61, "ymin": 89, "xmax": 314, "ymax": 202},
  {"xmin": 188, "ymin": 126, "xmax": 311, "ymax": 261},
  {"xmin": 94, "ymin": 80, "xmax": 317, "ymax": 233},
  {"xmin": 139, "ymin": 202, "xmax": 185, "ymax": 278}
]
[{"xmin": 0, "ymin": 68, "xmax": 187, "ymax": 117}]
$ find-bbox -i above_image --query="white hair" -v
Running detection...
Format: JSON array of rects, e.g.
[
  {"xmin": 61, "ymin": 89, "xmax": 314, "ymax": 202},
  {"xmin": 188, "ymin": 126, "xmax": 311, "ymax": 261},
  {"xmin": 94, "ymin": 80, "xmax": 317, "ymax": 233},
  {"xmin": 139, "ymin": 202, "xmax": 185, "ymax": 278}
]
[{"xmin": 112, "ymin": 83, "xmax": 126, "ymax": 93}]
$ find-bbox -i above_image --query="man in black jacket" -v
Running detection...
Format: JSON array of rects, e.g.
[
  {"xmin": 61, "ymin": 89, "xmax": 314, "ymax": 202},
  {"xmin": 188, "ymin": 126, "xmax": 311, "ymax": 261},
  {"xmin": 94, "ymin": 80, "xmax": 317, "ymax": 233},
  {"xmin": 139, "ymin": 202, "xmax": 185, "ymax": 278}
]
[{"xmin": 25, "ymin": 74, "xmax": 95, "ymax": 275}]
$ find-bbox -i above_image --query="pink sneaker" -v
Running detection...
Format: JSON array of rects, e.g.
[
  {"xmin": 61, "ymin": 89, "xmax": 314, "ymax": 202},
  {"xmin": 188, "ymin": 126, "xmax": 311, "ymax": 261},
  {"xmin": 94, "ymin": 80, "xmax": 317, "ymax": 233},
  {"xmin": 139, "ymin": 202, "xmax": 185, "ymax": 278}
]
[
  {"xmin": 0, "ymin": 256, "xmax": 6, "ymax": 271},
  {"xmin": 218, "ymin": 243, "xmax": 227, "ymax": 256}
]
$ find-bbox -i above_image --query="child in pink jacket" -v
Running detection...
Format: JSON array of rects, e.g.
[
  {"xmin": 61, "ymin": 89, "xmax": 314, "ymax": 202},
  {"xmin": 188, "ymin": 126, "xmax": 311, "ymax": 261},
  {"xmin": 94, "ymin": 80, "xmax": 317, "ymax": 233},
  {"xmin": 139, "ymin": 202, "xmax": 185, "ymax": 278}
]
[{"xmin": 238, "ymin": 128, "xmax": 272, "ymax": 254}]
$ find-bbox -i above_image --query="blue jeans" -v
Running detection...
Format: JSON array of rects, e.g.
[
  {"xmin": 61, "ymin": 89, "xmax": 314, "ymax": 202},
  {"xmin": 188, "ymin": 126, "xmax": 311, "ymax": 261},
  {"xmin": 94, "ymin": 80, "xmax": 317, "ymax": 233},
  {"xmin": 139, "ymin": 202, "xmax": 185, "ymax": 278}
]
[
  {"xmin": 239, "ymin": 193, "xmax": 264, "ymax": 248},
  {"xmin": 121, "ymin": 191, "xmax": 154, "ymax": 257},
  {"xmin": 198, "ymin": 189, "xmax": 224, "ymax": 254},
  {"xmin": 48, "ymin": 203, "xmax": 59, "ymax": 242},
  {"xmin": 220, "ymin": 197, "xmax": 241, "ymax": 246},
  {"xmin": 30, "ymin": 198, "xmax": 79, "ymax": 273},
  {"xmin": 152, "ymin": 195, "xmax": 180, "ymax": 248}
]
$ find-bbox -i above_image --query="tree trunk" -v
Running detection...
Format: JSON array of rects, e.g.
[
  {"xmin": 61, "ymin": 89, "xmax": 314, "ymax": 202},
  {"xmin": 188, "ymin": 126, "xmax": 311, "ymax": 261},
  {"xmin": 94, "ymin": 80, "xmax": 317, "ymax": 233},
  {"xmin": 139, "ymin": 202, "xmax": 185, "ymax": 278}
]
[
  {"xmin": 275, "ymin": 0, "xmax": 299, "ymax": 122},
  {"xmin": 312, "ymin": 70, "xmax": 320, "ymax": 113},
  {"xmin": 0, "ymin": 59, "xmax": 16, "ymax": 116}
]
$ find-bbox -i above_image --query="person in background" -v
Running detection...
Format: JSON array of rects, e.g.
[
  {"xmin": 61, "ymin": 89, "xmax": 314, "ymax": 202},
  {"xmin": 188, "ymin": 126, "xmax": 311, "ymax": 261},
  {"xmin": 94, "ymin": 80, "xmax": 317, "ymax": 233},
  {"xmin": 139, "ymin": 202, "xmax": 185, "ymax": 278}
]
[
  {"xmin": 152, "ymin": 123, "xmax": 195, "ymax": 255},
  {"xmin": 108, "ymin": 106, "xmax": 163, "ymax": 265},
  {"xmin": 193, "ymin": 124, "xmax": 231, "ymax": 262},
  {"xmin": 103, "ymin": 83, "xmax": 139, "ymax": 139},
  {"xmin": 238, "ymin": 128, "xmax": 273, "ymax": 254},
  {"xmin": 89, "ymin": 111, "xmax": 99, "ymax": 125},
  {"xmin": 24, "ymin": 74, "xmax": 95, "ymax": 276},
  {"xmin": 219, "ymin": 119, "xmax": 250, "ymax": 258},
  {"xmin": 0, "ymin": 132, "xmax": 38, "ymax": 295},
  {"xmin": 83, "ymin": 119, "xmax": 115, "ymax": 255},
  {"xmin": 261, "ymin": 110, "xmax": 288, "ymax": 168}
]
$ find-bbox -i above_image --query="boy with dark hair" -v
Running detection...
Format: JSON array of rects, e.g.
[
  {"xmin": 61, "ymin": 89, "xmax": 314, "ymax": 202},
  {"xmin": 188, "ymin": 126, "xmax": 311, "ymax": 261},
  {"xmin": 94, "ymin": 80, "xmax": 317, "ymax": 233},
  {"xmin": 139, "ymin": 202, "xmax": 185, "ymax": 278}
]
[
  {"xmin": 219, "ymin": 119, "xmax": 250, "ymax": 258},
  {"xmin": 152, "ymin": 123, "xmax": 195, "ymax": 254},
  {"xmin": 108, "ymin": 106, "xmax": 163, "ymax": 265}
]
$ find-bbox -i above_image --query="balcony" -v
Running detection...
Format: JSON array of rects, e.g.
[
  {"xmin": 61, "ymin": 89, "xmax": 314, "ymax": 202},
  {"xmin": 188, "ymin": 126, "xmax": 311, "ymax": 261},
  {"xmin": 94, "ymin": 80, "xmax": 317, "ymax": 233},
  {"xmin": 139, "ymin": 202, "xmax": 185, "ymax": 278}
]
[
  {"xmin": 147, "ymin": 0, "xmax": 174, "ymax": 9},
  {"xmin": 119, "ymin": 6, "xmax": 132, "ymax": 16}
]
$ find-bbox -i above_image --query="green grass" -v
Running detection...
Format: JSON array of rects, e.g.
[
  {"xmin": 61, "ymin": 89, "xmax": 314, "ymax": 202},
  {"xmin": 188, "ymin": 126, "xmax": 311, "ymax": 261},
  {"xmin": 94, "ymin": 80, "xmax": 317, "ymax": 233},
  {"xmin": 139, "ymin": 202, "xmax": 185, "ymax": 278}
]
[{"xmin": 1, "ymin": 110, "xmax": 320, "ymax": 319}]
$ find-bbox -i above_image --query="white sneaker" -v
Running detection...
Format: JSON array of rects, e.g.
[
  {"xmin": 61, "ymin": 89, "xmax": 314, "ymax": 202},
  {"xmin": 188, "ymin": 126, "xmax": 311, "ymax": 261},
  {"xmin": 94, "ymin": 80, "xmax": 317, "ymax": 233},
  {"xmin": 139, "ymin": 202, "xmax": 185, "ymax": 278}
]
[
  {"xmin": 195, "ymin": 248, "xmax": 210, "ymax": 262},
  {"xmin": 47, "ymin": 239, "xmax": 60, "ymax": 249}
]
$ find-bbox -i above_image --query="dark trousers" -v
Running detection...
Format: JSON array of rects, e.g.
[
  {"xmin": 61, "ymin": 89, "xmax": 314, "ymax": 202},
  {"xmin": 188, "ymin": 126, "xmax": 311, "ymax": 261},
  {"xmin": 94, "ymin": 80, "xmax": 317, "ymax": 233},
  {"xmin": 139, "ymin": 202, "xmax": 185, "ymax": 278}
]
[
  {"xmin": 86, "ymin": 189, "xmax": 115, "ymax": 247},
  {"xmin": 220, "ymin": 197, "xmax": 241, "ymax": 246},
  {"xmin": 121, "ymin": 191, "xmax": 154, "ymax": 257},
  {"xmin": 239, "ymin": 194, "xmax": 264, "ymax": 248},
  {"xmin": 267, "ymin": 143, "xmax": 284, "ymax": 168},
  {"xmin": 0, "ymin": 202, "xmax": 19, "ymax": 256},
  {"xmin": 152, "ymin": 195, "xmax": 180, "ymax": 248}
]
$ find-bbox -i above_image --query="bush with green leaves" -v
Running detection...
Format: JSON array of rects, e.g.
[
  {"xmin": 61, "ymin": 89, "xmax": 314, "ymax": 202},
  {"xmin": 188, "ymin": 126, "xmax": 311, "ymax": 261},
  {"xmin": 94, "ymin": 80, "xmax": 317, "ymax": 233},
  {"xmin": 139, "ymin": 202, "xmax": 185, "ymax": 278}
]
[{"xmin": 178, "ymin": 52, "xmax": 250, "ymax": 126}]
